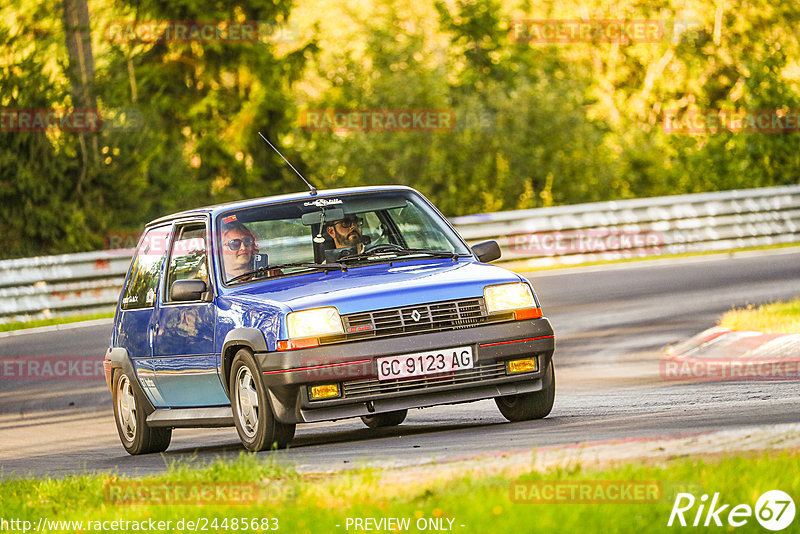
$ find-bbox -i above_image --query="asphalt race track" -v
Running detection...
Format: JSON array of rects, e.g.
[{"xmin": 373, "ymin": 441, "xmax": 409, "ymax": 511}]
[{"xmin": 1, "ymin": 249, "xmax": 800, "ymax": 478}]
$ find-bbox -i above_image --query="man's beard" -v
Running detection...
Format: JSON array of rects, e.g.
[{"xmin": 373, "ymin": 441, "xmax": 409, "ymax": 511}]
[{"xmin": 339, "ymin": 229, "xmax": 360, "ymax": 247}]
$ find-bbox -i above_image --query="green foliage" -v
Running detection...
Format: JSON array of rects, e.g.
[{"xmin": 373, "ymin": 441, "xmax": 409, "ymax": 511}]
[
  {"xmin": 2, "ymin": 0, "xmax": 800, "ymax": 257},
  {"xmin": 1, "ymin": 0, "xmax": 312, "ymax": 257}
]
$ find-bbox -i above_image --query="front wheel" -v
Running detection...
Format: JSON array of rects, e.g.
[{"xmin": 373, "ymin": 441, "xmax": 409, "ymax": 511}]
[
  {"xmin": 112, "ymin": 371, "xmax": 171, "ymax": 455},
  {"xmin": 495, "ymin": 359, "xmax": 555, "ymax": 422},
  {"xmin": 361, "ymin": 409, "xmax": 407, "ymax": 428},
  {"xmin": 230, "ymin": 349, "xmax": 295, "ymax": 451}
]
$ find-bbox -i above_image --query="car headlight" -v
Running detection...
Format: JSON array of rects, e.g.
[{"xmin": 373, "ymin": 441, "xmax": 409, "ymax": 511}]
[
  {"xmin": 484, "ymin": 282, "xmax": 536, "ymax": 313},
  {"xmin": 286, "ymin": 307, "xmax": 344, "ymax": 339}
]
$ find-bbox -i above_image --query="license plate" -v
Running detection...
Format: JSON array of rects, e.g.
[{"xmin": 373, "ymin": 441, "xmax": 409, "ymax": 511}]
[{"xmin": 377, "ymin": 346, "xmax": 474, "ymax": 381}]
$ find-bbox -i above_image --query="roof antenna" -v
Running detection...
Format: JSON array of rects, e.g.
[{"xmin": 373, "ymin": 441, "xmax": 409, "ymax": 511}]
[{"xmin": 258, "ymin": 131, "xmax": 317, "ymax": 196}]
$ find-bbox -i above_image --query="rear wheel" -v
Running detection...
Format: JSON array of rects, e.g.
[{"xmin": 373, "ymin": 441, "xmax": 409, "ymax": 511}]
[
  {"xmin": 361, "ymin": 409, "xmax": 407, "ymax": 428},
  {"xmin": 230, "ymin": 349, "xmax": 295, "ymax": 451},
  {"xmin": 495, "ymin": 359, "xmax": 555, "ymax": 422},
  {"xmin": 112, "ymin": 371, "xmax": 171, "ymax": 455}
]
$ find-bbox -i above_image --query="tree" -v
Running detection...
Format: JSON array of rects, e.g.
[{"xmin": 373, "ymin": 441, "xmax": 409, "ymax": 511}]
[{"xmin": 62, "ymin": 0, "xmax": 99, "ymax": 192}]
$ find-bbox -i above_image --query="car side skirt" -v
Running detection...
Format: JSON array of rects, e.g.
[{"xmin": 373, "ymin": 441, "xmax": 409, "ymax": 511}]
[{"xmin": 146, "ymin": 406, "xmax": 234, "ymax": 428}]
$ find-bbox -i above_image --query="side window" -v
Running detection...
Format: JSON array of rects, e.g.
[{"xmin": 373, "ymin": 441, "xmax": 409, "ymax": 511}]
[
  {"xmin": 165, "ymin": 223, "xmax": 209, "ymax": 302},
  {"xmin": 121, "ymin": 226, "xmax": 170, "ymax": 310}
]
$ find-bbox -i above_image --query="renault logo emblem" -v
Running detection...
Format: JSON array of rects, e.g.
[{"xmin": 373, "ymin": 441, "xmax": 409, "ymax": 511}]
[{"xmin": 411, "ymin": 310, "xmax": 422, "ymax": 322}]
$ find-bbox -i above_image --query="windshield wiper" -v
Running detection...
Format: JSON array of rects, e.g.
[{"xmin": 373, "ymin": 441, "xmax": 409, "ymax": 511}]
[
  {"xmin": 228, "ymin": 262, "xmax": 348, "ymax": 284},
  {"xmin": 338, "ymin": 247, "xmax": 461, "ymax": 262}
]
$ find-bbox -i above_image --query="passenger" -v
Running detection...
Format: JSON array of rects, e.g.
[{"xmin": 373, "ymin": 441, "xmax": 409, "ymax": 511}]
[{"xmin": 221, "ymin": 221, "xmax": 259, "ymax": 280}]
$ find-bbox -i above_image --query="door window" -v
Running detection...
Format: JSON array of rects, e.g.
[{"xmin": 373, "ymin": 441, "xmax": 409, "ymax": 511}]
[
  {"xmin": 121, "ymin": 226, "xmax": 170, "ymax": 310},
  {"xmin": 164, "ymin": 223, "xmax": 209, "ymax": 302}
]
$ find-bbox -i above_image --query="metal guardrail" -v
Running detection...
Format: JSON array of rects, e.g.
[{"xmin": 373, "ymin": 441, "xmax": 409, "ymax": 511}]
[
  {"xmin": 1, "ymin": 185, "xmax": 799, "ymax": 323},
  {"xmin": 452, "ymin": 184, "xmax": 800, "ymax": 267},
  {"xmin": 0, "ymin": 250, "xmax": 133, "ymax": 322}
]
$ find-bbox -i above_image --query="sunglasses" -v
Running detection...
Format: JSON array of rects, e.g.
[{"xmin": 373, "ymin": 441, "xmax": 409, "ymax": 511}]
[
  {"xmin": 225, "ymin": 236, "xmax": 254, "ymax": 250},
  {"xmin": 336, "ymin": 216, "xmax": 363, "ymax": 229}
]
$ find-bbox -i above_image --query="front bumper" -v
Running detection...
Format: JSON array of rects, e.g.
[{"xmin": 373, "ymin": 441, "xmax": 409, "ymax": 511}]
[{"xmin": 255, "ymin": 318, "xmax": 555, "ymax": 423}]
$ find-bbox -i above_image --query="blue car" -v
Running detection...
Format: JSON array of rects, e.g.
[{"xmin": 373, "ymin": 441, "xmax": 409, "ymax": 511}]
[{"xmin": 104, "ymin": 186, "xmax": 555, "ymax": 454}]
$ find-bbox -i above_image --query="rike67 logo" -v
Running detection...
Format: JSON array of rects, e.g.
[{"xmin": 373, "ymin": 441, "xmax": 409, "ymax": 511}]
[{"xmin": 668, "ymin": 490, "xmax": 795, "ymax": 530}]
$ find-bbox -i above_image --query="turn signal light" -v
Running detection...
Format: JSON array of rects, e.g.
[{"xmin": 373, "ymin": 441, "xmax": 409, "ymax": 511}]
[
  {"xmin": 514, "ymin": 308, "xmax": 543, "ymax": 320},
  {"xmin": 277, "ymin": 338, "xmax": 320, "ymax": 351}
]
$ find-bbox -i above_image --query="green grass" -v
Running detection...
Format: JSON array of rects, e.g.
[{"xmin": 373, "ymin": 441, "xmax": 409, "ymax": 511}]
[
  {"xmin": 0, "ymin": 312, "xmax": 114, "ymax": 333},
  {"xmin": 1, "ymin": 451, "xmax": 797, "ymax": 533},
  {"xmin": 720, "ymin": 297, "xmax": 800, "ymax": 334}
]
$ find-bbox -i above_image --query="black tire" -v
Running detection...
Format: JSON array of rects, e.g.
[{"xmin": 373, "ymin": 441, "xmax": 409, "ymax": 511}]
[
  {"xmin": 230, "ymin": 349, "xmax": 295, "ymax": 452},
  {"xmin": 112, "ymin": 370, "xmax": 172, "ymax": 455},
  {"xmin": 361, "ymin": 409, "xmax": 408, "ymax": 428},
  {"xmin": 495, "ymin": 359, "xmax": 555, "ymax": 422}
]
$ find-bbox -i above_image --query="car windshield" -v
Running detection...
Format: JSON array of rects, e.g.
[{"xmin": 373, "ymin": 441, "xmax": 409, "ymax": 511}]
[{"xmin": 217, "ymin": 190, "xmax": 472, "ymax": 284}]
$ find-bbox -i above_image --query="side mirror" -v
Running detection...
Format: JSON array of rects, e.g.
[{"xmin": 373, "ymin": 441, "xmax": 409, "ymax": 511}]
[
  {"xmin": 171, "ymin": 279, "xmax": 208, "ymax": 302},
  {"xmin": 471, "ymin": 240, "xmax": 501, "ymax": 263}
]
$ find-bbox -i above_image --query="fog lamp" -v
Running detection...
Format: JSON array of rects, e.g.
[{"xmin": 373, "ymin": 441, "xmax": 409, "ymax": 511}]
[
  {"xmin": 309, "ymin": 384, "xmax": 341, "ymax": 400},
  {"xmin": 506, "ymin": 358, "xmax": 538, "ymax": 374}
]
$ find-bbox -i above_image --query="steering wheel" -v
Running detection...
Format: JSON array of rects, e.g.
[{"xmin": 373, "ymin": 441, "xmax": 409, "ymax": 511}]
[{"xmin": 364, "ymin": 243, "xmax": 405, "ymax": 254}]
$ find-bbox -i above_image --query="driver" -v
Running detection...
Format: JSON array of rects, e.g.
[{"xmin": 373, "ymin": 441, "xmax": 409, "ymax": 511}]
[{"xmin": 326, "ymin": 215, "xmax": 365, "ymax": 254}]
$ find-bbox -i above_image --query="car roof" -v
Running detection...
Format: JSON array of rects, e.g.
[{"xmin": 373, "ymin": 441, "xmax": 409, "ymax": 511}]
[{"xmin": 145, "ymin": 185, "xmax": 417, "ymax": 228}]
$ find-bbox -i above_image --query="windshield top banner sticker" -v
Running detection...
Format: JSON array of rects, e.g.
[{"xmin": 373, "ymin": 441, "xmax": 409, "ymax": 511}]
[{"xmin": 304, "ymin": 198, "xmax": 343, "ymax": 207}]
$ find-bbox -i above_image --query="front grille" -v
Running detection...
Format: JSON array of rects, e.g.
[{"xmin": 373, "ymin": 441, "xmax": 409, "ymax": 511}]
[
  {"xmin": 342, "ymin": 361, "xmax": 508, "ymax": 399},
  {"xmin": 329, "ymin": 298, "xmax": 506, "ymax": 344}
]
